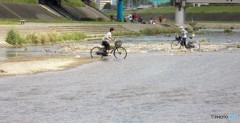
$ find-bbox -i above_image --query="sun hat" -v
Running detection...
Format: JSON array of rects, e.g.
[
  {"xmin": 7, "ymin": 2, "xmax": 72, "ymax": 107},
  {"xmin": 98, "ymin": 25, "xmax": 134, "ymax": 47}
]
[{"xmin": 179, "ymin": 26, "xmax": 184, "ymax": 29}]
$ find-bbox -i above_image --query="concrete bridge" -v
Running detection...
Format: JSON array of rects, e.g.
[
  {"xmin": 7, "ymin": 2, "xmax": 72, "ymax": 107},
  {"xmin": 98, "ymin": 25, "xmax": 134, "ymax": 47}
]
[{"xmin": 175, "ymin": 0, "xmax": 240, "ymax": 25}]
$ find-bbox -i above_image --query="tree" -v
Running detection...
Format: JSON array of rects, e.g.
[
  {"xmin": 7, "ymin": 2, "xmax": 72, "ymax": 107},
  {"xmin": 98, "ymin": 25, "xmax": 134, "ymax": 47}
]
[{"xmin": 103, "ymin": 2, "xmax": 112, "ymax": 9}]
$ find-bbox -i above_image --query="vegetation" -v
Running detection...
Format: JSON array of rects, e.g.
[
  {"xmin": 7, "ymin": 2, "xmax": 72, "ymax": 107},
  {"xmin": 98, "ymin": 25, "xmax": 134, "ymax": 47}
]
[
  {"xmin": 224, "ymin": 28, "xmax": 233, "ymax": 33},
  {"xmin": 58, "ymin": 32, "xmax": 86, "ymax": 41},
  {"xmin": 6, "ymin": 29, "xmax": 22, "ymax": 46},
  {"xmin": 103, "ymin": 2, "xmax": 112, "ymax": 10},
  {"xmin": 0, "ymin": 0, "xmax": 37, "ymax": 4},
  {"xmin": 113, "ymin": 26, "xmax": 178, "ymax": 36},
  {"xmin": 89, "ymin": 2, "xmax": 97, "ymax": 9},
  {"xmin": 62, "ymin": 0, "xmax": 85, "ymax": 7},
  {"xmin": 140, "ymin": 27, "xmax": 178, "ymax": 35},
  {"xmin": 113, "ymin": 31, "xmax": 140, "ymax": 36},
  {"xmin": 0, "ymin": 18, "xmax": 123, "ymax": 25},
  {"xmin": 5, "ymin": 29, "xmax": 87, "ymax": 46},
  {"xmin": 103, "ymin": 6, "xmax": 240, "ymax": 16},
  {"xmin": 186, "ymin": 6, "xmax": 240, "ymax": 13},
  {"xmin": 0, "ymin": 19, "xmax": 19, "ymax": 25}
]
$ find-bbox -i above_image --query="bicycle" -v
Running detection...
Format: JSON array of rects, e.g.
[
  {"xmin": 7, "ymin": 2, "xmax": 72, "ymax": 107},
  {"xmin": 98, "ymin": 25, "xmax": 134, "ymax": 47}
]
[
  {"xmin": 90, "ymin": 40, "xmax": 127, "ymax": 59},
  {"xmin": 171, "ymin": 34, "xmax": 200, "ymax": 51}
]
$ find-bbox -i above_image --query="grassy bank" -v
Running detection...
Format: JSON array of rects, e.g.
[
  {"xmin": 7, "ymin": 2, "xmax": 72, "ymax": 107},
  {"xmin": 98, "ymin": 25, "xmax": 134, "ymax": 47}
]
[
  {"xmin": 62, "ymin": 0, "xmax": 85, "ymax": 7},
  {"xmin": 0, "ymin": 0, "xmax": 36, "ymax": 4},
  {"xmin": 138, "ymin": 6, "xmax": 240, "ymax": 14},
  {"xmin": 103, "ymin": 6, "xmax": 240, "ymax": 16},
  {"xmin": 0, "ymin": 18, "xmax": 124, "ymax": 25},
  {"xmin": 0, "ymin": 0, "xmax": 86, "ymax": 7}
]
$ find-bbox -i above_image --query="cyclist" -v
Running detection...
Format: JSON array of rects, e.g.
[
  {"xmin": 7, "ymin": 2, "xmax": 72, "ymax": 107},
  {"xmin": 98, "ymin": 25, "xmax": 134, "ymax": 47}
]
[
  {"xmin": 179, "ymin": 26, "xmax": 188, "ymax": 48},
  {"xmin": 102, "ymin": 27, "xmax": 115, "ymax": 56}
]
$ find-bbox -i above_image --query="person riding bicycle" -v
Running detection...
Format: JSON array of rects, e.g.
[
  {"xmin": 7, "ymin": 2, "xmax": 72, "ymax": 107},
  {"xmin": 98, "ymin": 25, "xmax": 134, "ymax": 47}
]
[
  {"xmin": 179, "ymin": 26, "xmax": 188, "ymax": 48},
  {"xmin": 102, "ymin": 27, "xmax": 115, "ymax": 56}
]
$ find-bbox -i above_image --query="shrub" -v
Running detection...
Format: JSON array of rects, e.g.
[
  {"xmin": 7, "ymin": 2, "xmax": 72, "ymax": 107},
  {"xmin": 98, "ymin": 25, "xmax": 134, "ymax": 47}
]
[
  {"xmin": 140, "ymin": 27, "xmax": 178, "ymax": 35},
  {"xmin": 48, "ymin": 32, "xmax": 58, "ymax": 43},
  {"xmin": 59, "ymin": 32, "xmax": 86, "ymax": 41},
  {"xmin": 113, "ymin": 31, "xmax": 139, "ymax": 36},
  {"xmin": 224, "ymin": 28, "xmax": 232, "ymax": 33},
  {"xmin": 26, "ymin": 33, "xmax": 39, "ymax": 44},
  {"xmin": 39, "ymin": 33, "xmax": 49, "ymax": 45},
  {"xmin": 6, "ymin": 29, "xmax": 21, "ymax": 46}
]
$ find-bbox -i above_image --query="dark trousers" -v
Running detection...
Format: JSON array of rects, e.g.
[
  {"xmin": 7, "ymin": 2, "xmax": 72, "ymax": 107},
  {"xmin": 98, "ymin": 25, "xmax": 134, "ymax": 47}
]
[
  {"xmin": 181, "ymin": 38, "xmax": 187, "ymax": 48},
  {"xmin": 102, "ymin": 41, "xmax": 110, "ymax": 51}
]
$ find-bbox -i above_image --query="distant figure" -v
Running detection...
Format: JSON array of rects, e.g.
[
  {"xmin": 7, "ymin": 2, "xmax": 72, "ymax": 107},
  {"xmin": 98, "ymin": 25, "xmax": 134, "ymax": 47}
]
[
  {"xmin": 138, "ymin": 17, "xmax": 143, "ymax": 23},
  {"xmin": 110, "ymin": 15, "xmax": 114, "ymax": 22},
  {"xmin": 152, "ymin": 18, "xmax": 156, "ymax": 24},
  {"xmin": 132, "ymin": 13, "xmax": 138, "ymax": 23},
  {"xmin": 126, "ymin": 14, "xmax": 132, "ymax": 22},
  {"xmin": 159, "ymin": 16, "xmax": 163, "ymax": 23},
  {"xmin": 124, "ymin": 17, "xmax": 127, "ymax": 22},
  {"xmin": 179, "ymin": 26, "xmax": 188, "ymax": 48},
  {"xmin": 149, "ymin": 18, "xmax": 153, "ymax": 24}
]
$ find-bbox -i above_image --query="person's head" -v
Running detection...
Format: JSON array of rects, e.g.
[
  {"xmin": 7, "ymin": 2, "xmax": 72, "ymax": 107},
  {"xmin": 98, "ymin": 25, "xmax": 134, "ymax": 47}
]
[
  {"xmin": 179, "ymin": 26, "xmax": 184, "ymax": 30},
  {"xmin": 110, "ymin": 27, "xmax": 115, "ymax": 32}
]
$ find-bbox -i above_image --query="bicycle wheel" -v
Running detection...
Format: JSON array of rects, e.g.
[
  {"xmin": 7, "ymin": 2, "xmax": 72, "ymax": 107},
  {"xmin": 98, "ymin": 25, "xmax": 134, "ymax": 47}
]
[
  {"xmin": 191, "ymin": 41, "xmax": 201, "ymax": 51},
  {"xmin": 90, "ymin": 47, "xmax": 102, "ymax": 58},
  {"xmin": 114, "ymin": 47, "xmax": 127, "ymax": 59},
  {"xmin": 171, "ymin": 40, "xmax": 181, "ymax": 49}
]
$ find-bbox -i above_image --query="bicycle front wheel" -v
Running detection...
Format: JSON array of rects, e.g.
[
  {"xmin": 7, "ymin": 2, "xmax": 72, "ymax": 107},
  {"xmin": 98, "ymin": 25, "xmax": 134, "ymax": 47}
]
[
  {"xmin": 90, "ymin": 47, "xmax": 102, "ymax": 58},
  {"xmin": 191, "ymin": 41, "xmax": 201, "ymax": 51},
  {"xmin": 114, "ymin": 47, "xmax": 127, "ymax": 59},
  {"xmin": 171, "ymin": 40, "xmax": 181, "ymax": 50}
]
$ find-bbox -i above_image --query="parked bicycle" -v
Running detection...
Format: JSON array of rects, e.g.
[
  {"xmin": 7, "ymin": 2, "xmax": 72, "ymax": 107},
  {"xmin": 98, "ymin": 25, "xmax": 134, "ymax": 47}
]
[
  {"xmin": 90, "ymin": 40, "xmax": 127, "ymax": 59},
  {"xmin": 171, "ymin": 33, "xmax": 200, "ymax": 51}
]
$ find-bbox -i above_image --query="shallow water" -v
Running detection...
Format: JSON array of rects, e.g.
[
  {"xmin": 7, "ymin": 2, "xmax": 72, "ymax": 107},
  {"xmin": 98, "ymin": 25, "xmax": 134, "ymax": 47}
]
[
  {"xmin": 0, "ymin": 33, "xmax": 239, "ymax": 60},
  {"xmin": 0, "ymin": 51, "xmax": 240, "ymax": 122}
]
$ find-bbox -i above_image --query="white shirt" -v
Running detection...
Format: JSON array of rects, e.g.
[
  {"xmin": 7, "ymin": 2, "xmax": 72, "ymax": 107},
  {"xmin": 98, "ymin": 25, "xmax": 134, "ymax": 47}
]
[
  {"xmin": 180, "ymin": 28, "xmax": 188, "ymax": 38},
  {"xmin": 102, "ymin": 32, "xmax": 112, "ymax": 41}
]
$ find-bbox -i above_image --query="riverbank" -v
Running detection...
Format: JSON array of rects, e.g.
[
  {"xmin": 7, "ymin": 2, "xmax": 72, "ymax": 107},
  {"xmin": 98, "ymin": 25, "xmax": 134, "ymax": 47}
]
[
  {"xmin": 1, "ymin": 38, "xmax": 238, "ymax": 76},
  {"xmin": 1, "ymin": 22, "xmax": 240, "ymax": 47},
  {"xmin": 0, "ymin": 56, "xmax": 96, "ymax": 76},
  {"xmin": 0, "ymin": 22, "xmax": 240, "ymax": 76}
]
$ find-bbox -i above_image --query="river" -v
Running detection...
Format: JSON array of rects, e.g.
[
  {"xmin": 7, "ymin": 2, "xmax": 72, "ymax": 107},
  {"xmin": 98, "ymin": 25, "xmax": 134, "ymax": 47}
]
[{"xmin": 0, "ymin": 34, "xmax": 240, "ymax": 123}]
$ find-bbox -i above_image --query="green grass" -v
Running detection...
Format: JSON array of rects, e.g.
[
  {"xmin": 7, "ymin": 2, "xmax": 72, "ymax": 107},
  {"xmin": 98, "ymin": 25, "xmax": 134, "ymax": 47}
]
[
  {"xmin": 0, "ymin": 18, "xmax": 123, "ymax": 25},
  {"xmin": 137, "ymin": 7, "xmax": 175, "ymax": 14},
  {"xmin": 140, "ymin": 27, "xmax": 178, "ymax": 35},
  {"xmin": 0, "ymin": 0, "xmax": 37, "ymax": 4},
  {"xmin": 0, "ymin": 19, "xmax": 19, "ymax": 25},
  {"xmin": 103, "ymin": 6, "xmax": 240, "ymax": 16},
  {"xmin": 187, "ymin": 6, "xmax": 240, "ymax": 13},
  {"xmin": 5, "ymin": 28, "xmax": 87, "ymax": 46},
  {"xmin": 0, "ymin": 0, "xmax": 86, "ymax": 7},
  {"xmin": 62, "ymin": 0, "xmax": 85, "ymax": 7},
  {"xmin": 138, "ymin": 6, "xmax": 240, "ymax": 14}
]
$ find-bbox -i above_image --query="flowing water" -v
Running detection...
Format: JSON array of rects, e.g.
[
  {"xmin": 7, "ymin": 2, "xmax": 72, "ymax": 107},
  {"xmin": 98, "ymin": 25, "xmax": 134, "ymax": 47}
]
[{"xmin": 0, "ymin": 33, "xmax": 240, "ymax": 123}]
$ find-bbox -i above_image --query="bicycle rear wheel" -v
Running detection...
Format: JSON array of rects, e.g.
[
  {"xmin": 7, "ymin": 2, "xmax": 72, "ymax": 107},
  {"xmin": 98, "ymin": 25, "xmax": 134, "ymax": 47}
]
[
  {"xmin": 171, "ymin": 40, "xmax": 181, "ymax": 49},
  {"xmin": 90, "ymin": 47, "xmax": 102, "ymax": 58},
  {"xmin": 191, "ymin": 41, "xmax": 201, "ymax": 51},
  {"xmin": 114, "ymin": 47, "xmax": 127, "ymax": 59}
]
